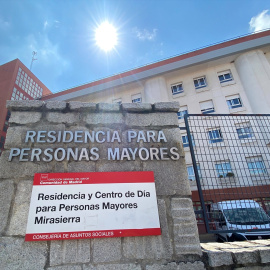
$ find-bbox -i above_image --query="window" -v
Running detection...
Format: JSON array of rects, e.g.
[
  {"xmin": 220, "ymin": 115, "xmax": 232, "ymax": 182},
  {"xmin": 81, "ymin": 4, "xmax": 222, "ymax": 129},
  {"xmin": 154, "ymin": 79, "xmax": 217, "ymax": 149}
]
[
  {"xmin": 208, "ymin": 128, "xmax": 223, "ymax": 144},
  {"xmin": 246, "ymin": 156, "xmax": 267, "ymax": 175},
  {"xmin": 182, "ymin": 134, "xmax": 195, "ymax": 148},
  {"xmin": 218, "ymin": 70, "xmax": 233, "ymax": 83},
  {"xmin": 132, "ymin": 97, "xmax": 141, "ymax": 103},
  {"xmin": 236, "ymin": 122, "xmax": 254, "ymax": 139},
  {"xmin": 131, "ymin": 93, "xmax": 142, "ymax": 103},
  {"xmin": 215, "ymin": 161, "xmax": 233, "ymax": 177},
  {"xmin": 171, "ymin": 82, "xmax": 183, "ymax": 95},
  {"xmin": 182, "ymin": 135, "xmax": 189, "ymax": 147},
  {"xmin": 177, "ymin": 106, "xmax": 188, "ymax": 119},
  {"xmin": 187, "ymin": 165, "xmax": 201, "ymax": 181},
  {"xmin": 0, "ymin": 136, "xmax": 5, "ymax": 143},
  {"xmin": 200, "ymin": 100, "xmax": 215, "ymax": 114},
  {"xmin": 211, "ymin": 210, "xmax": 225, "ymax": 224},
  {"xmin": 113, "ymin": 98, "xmax": 122, "ymax": 104},
  {"xmin": 194, "ymin": 76, "xmax": 207, "ymax": 89},
  {"xmin": 226, "ymin": 94, "xmax": 242, "ymax": 109}
]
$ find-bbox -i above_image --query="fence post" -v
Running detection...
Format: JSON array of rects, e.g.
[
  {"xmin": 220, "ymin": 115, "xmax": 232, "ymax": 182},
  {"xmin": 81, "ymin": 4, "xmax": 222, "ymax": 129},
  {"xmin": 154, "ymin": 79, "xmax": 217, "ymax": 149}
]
[{"xmin": 184, "ymin": 114, "xmax": 211, "ymax": 233}]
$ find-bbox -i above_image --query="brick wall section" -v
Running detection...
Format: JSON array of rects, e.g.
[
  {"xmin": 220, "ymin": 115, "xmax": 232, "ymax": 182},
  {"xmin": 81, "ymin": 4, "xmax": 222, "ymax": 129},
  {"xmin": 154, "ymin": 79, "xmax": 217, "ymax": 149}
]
[
  {"xmin": 0, "ymin": 59, "xmax": 16, "ymax": 142},
  {"xmin": 1, "ymin": 100, "xmax": 270, "ymax": 269}
]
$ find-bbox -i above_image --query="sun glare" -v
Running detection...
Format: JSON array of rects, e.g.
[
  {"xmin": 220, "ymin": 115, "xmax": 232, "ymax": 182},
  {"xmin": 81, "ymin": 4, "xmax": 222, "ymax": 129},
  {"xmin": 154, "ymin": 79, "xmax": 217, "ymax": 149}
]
[{"xmin": 95, "ymin": 21, "xmax": 117, "ymax": 52}]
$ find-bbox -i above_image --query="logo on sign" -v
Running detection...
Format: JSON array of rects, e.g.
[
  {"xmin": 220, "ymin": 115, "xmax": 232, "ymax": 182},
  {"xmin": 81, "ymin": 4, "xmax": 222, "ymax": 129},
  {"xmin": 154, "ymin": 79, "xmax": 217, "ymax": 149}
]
[{"xmin": 40, "ymin": 174, "xmax": 48, "ymax": 181}]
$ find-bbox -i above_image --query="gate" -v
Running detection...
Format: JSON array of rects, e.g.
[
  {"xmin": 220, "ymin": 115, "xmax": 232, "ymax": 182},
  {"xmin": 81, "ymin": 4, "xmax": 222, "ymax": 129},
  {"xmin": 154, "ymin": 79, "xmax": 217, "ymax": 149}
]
[{"xmin": 184, "ymin": 114, "xmax": 270, "ymax": 238}]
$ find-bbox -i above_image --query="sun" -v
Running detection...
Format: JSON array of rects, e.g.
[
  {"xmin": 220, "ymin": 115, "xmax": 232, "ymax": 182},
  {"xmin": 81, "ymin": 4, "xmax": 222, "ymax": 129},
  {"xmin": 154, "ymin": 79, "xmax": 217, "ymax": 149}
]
[{"xmin": 95, "ymin": 21, "xmax": 117, "ymax": 52}]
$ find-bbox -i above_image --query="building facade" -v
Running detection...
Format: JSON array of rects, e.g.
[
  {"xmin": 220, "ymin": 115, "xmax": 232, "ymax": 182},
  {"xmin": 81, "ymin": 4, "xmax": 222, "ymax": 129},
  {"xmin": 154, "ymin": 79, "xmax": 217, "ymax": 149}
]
[
  {"xmin": 41, "ymin": 30, "xmax": 270, "ymax": 233},
  {"xmin": 0, "ymin": 59, "xmax": 51, "ymax": 155}
]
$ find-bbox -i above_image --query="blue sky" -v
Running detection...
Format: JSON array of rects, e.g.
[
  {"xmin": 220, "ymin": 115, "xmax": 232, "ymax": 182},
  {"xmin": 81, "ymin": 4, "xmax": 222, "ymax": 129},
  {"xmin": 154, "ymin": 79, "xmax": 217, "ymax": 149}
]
[{"xmin": 1, "ymin": 0, "xmax": 270, "ymax": 93}]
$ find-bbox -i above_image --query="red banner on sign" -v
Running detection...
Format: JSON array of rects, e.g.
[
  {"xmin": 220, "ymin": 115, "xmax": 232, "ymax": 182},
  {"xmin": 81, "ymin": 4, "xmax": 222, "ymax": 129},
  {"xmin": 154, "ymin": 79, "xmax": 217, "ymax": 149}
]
[
  {"xmin": 34, "ymin": 171, "xmax": 155, "ymax": 185},
  {"xmin": 25, "ymin": 228, "xmax": 161, "ymax": 241}
]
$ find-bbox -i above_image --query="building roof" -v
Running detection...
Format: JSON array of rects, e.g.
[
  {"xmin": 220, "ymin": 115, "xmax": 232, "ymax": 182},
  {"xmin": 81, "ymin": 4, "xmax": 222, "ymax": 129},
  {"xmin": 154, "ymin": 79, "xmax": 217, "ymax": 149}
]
[{"xmin": 42, "ymin": 30, "xmax": 270, "ymax": 101}]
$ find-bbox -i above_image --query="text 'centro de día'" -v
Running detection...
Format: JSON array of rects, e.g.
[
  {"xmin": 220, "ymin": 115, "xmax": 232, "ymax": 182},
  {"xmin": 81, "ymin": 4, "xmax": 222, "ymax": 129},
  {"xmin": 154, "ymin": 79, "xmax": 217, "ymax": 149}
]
[
  {"xmin": 34, "ymin": 190, "xmax": 151, "ymax": 225},
  {"xmin": 8, "ymin": 130, "xmax": 181, "ymax": 162}
]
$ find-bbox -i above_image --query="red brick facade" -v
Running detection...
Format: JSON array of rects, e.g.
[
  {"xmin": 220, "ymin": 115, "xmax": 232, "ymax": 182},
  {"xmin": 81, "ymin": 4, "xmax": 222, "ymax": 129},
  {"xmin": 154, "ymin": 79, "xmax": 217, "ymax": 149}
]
[{"xmin": 0, "ymin": 59, "xmax": 51, "ymax": 155}]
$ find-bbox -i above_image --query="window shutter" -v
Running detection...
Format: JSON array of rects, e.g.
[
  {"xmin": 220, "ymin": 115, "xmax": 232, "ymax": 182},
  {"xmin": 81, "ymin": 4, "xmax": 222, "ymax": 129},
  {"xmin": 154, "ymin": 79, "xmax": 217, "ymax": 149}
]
[
  {"xmin": 226, "ymin": 94, "xmax": 240, "ymax": 100},
  {"xmin": 131, "ymin": 93, "xmax": 142, "ymax": 100},
  {"xmin": 200, "ymin": 100, "xmax": 214, "ymax": 110},
  {"xmin": 180, "ymin": 105, "xmax": 188, "ymax": 112}
]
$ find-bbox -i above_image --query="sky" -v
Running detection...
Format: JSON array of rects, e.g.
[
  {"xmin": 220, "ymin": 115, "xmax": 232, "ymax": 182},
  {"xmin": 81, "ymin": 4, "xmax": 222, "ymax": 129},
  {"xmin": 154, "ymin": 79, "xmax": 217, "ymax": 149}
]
[{"xmin": 1, "ymin": 0, "xmax": 270, "ymax": 94}]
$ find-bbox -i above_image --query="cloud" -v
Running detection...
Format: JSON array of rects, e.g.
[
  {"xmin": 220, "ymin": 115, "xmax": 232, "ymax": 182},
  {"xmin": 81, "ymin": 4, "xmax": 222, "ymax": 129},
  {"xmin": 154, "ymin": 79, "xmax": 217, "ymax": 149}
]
[
  {"xmin": 43, "ymin": 20, "xmax": 48, "ymax": 30},
  {"xmin": 132, "ymin": 27, "xmax": 157, "ymax": 41},
  {"xmin": 54, "ymin": 20, "xmax": 60, "ymax": 28},
  {"xmin": 249, "ymin": 10, "xmax": 270, "ymax": 32},
  {"xmin": 0, "ymin": 16, "xmax": 10, "ymax": 30},
  {"xmin": 43, "ymin": 19, "xmax": 60, "ymax": 30}
]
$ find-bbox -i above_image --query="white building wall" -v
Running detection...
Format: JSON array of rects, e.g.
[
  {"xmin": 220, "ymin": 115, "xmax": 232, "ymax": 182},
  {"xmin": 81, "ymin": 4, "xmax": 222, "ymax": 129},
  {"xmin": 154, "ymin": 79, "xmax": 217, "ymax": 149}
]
[
  {"xmin": 164, "ymin": 62, "xmax": 252, "ymax": 115},
  {"xmin": 235, "ymin": 50, "xmax": 270, "ymax": 114},
  {"xmin": 144, "ymin": 76, "xmax": 169, "ymax": 102},
  {"xmin": 69, "ymin": 82, "xmax": 144, "ymax": 104},
  {"xmin": 67, "ymin": 50, "xmax": 270, "ymax": 193}
]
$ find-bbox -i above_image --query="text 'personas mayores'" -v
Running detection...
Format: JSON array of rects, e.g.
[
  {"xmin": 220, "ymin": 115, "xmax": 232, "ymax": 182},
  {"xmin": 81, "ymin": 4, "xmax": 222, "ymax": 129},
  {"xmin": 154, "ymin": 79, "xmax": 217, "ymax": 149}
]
[
  {"xmin": 34, "ymin": 190, "xmax": 150, "ymax": 224},
  {"xmin": 8, "ymin": 130, "xmax": 181, "ymax": 162}
]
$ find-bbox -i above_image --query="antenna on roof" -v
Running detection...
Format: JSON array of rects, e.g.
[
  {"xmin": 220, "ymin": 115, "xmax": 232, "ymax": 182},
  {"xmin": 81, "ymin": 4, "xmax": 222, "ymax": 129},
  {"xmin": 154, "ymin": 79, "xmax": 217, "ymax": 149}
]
[{"xmin": 30, "ymin": 51, "xmax": 37, "ymax": 71}]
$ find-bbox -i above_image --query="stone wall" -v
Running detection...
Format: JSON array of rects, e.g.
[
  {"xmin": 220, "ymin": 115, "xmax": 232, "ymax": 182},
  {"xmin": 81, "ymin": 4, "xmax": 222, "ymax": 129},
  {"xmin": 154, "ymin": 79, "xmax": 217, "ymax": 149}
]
[
  {"xmin": 202, "ymin": 240, "xmax": 270, "ymax": 269},
  {"xmin": 1, "ymin": 100, "xmax": 270, "ymax": 270},
  {"xmin": 0, "ymin": 100, "xmax": 203, "ymax": 270}
]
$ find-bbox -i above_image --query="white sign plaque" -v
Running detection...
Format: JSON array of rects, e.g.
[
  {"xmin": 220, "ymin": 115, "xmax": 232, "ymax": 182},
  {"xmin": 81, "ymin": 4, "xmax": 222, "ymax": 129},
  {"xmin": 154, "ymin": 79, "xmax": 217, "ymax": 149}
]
[{"xmin": 25, "ymin": 171, "xmax": 161, "ymax": 241}]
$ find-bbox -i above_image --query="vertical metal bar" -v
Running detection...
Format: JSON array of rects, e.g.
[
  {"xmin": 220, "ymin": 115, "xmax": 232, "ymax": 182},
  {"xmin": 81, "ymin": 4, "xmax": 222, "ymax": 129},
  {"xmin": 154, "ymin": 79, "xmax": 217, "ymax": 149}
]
[{"xmin": 184, "ymin": 114, "xmax": 211, "ymax": 233}]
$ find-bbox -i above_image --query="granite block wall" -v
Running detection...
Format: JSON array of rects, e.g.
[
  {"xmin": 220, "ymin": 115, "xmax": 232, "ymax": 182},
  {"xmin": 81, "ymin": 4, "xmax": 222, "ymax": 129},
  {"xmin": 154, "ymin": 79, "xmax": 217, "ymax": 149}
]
[
  {"xmin": 0, "ymin": 100, "xmax": 202, "ymax": 270},
  {"xmin": 1, "ymin": 100, "xmax": 270, "ymax": 269}
]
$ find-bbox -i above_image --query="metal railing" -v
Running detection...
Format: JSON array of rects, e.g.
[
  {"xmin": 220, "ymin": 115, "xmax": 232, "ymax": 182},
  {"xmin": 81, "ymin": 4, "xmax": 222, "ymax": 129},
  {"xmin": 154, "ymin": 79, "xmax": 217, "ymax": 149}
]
[{"xmin": 184, "ymin": 114, "xmax": 270, "ymax": 240}]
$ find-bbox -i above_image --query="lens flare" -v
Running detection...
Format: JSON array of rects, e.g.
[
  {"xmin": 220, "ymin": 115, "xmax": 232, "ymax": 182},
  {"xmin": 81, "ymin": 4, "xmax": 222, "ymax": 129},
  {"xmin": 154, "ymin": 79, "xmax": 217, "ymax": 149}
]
[{"xmin": 95, "ymin": 21, "xmax": 117, "ymax": 52}]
